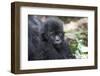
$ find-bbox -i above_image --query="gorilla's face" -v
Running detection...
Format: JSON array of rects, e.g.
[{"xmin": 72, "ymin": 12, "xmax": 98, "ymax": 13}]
[
  {"xmin": 48, "ymin": 31, "xmax": 64, "ymax": 45},
  {"xmin": 42, "ymin": 18, "xmax": 64, "ymax": 45}
]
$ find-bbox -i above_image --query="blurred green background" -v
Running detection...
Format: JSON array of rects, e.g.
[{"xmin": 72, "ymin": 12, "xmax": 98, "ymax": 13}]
[{"xmin": 58, "ymin": 16, "xmax": 88, "ymax": 59}]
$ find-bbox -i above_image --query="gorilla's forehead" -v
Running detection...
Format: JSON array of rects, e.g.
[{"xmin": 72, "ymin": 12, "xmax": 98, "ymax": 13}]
[
  {"xmin": 44, "ymin": 18, "xmax": 64, "ymax": 32},
  {"xmin": 47, "ymin": 21, "xmax": 63, "ymax": 31},
  {"xmin": 48, "ymin": 24, "xmax": 63, "ymax": 31}
]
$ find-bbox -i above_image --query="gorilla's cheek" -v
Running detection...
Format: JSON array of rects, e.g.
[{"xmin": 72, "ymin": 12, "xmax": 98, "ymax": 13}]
[{"xmin": 49, "ymin": 35, "xmax": 55, "ymax": 43}]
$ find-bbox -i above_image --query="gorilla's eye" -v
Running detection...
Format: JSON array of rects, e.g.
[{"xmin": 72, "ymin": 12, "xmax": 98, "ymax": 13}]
[
  {"xmin": 49, "ymin": 32, "xmax": 55, "ymax": 36},
  {"xmin": 58, "ymin": 32, "xmax": 64, "ymax": 36}
]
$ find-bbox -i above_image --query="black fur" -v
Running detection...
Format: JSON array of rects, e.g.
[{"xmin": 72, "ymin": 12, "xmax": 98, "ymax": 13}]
[{"xmin": 28, "ymin": 16, "xmax": 75, "ymax": 60}]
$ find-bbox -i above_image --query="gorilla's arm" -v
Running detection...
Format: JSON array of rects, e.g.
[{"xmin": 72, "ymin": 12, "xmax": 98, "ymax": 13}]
[{"xmin": 28, "ymin": 16, "xmax": 45, "ymax": 60}]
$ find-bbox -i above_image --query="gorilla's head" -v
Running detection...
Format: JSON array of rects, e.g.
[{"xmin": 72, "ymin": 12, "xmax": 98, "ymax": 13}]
[{"xmin": 42, "ymin": 18, "xmax": 64, "ymax": 45}]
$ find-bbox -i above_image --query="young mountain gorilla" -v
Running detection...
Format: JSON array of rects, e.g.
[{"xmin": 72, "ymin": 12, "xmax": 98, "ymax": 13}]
[
  {"xmin": 41, "ymin": 18, "xmax": 75, "ymax": 59},
  {"xmin": 28, "ymin": 16, "xmax": 75, "ymax": 60}
]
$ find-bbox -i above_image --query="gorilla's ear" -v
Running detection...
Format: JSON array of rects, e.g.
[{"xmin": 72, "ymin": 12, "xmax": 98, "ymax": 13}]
[{"xmin": 41, "ymin": 33, "xmax": 48, "ymax": 41}]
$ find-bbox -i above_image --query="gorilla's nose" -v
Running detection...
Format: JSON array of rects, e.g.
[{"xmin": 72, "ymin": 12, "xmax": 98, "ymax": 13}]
[
  {"xmin": 54, "ymin": 36, "xmax": 62, "ymax": 44},
  {"xmin": 55, "ymin": 36, "xmax": 60, "ymax": 41}
]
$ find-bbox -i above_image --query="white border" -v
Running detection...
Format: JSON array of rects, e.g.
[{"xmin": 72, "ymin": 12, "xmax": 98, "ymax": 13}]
[{"xmin": 20, "ymin": 6, "xmax": 95, "ymax": 70}]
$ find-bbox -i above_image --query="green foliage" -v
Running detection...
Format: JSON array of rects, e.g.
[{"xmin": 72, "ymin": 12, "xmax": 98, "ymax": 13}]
[
  {"xmin": 58, "ymin": 16, "xmax": 88, "ymax": 58},
  {"xmin": 67, "ymin": 30, "xmax": 88, "ymax": 58}
]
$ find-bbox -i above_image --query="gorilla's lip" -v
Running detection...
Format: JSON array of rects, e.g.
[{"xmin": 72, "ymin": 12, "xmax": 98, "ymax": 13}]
[{"xmin": 54, "ymin": 40, "xmax": 62, "ymax": 44}]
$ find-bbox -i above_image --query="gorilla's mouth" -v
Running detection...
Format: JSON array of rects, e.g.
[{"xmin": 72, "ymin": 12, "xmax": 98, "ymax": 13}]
[{"xmin": 54, "ymin": 40, "xmax": 62, "ymax": 44}]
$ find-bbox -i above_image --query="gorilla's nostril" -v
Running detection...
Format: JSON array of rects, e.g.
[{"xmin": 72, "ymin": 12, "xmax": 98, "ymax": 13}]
[{"xmin": 56, "ymin": 39, "xmax": 60, "ymax": 41}]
